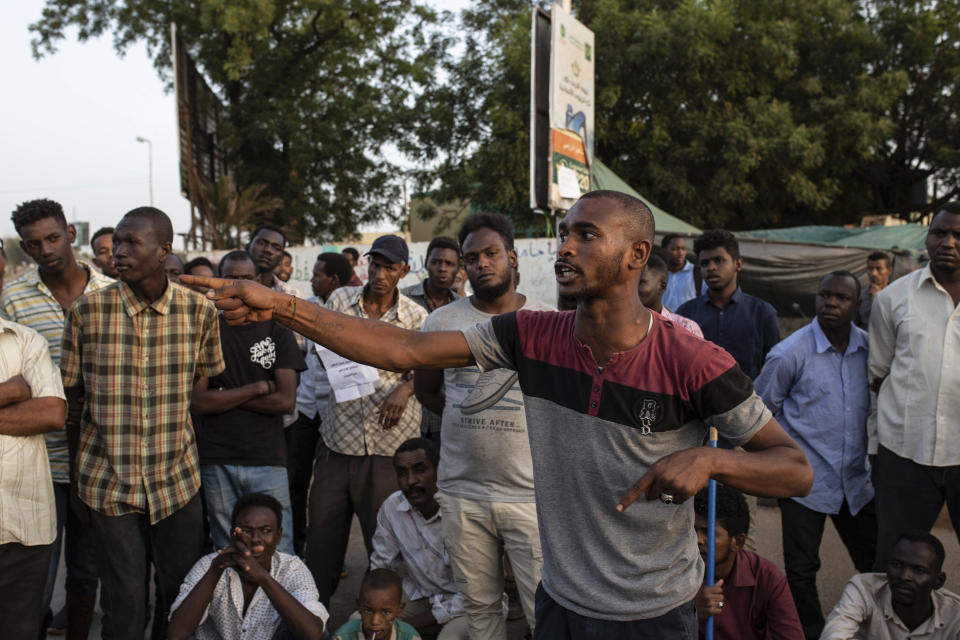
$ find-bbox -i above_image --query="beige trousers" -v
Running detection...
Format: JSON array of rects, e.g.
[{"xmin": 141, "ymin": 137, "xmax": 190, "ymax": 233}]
[{"xmin": 437, "ymin": 493, "xmax": 542, "ymax": 639}]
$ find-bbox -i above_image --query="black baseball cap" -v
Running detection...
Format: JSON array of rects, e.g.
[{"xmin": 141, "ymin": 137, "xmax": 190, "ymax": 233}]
[{"xmin": 366, "ymin": 235, "xmax": 409, "ymax": 264}]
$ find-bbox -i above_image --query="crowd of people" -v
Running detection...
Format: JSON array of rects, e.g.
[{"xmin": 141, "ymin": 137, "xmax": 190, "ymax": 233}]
[{"xmin": 0, "ymin": 192, "xmax": 957, "ymax": 640}]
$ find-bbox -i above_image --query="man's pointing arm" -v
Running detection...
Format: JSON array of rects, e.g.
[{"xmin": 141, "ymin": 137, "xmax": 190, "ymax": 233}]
[{"xmin": 180, "ymin": 275, "xmax": 474, "ymax": 372}]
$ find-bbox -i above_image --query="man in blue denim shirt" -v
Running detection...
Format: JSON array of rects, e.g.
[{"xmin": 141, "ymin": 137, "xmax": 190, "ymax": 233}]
[
  {"xmin": 755, "ymin": 271, "xmax": 877, "ymax": 640},
  {"xmin": 677, "ymin": 230, "xmax": 779, "ymax": 379}
]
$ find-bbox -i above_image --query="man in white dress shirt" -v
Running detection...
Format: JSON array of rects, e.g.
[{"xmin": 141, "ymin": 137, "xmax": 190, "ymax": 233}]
[
  {"xmin": 168, "ymin": 492, "xmax": 328, "ymax": 640},
  {"xmin": 0, "ymin": 318, "xmax": 68, "ymax": 638},
  {"xmin": 371, "ymin": 438, "xmax": 469, "ymax": 639},
  {"xmin": 868, "ymin": 201, "xmax": 960, "ymax": 569}
]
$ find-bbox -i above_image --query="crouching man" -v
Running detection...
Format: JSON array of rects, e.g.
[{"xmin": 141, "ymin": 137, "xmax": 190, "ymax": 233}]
[
  {"xmin": 168, "ymin": 493, "xmax": 328, "ymax": 640},
  {"xmin": 370, "ymin": 438, "xmax": 470, "ymax": 639},
  {"xmin": 821, "ymin": 531, "xmax": 960, "ymax": 639}
]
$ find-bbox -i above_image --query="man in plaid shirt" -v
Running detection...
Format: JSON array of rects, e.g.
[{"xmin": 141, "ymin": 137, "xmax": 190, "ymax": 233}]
[{"xmin": 61, "ymin": 207, "xmax": 225, "ymax": 639}]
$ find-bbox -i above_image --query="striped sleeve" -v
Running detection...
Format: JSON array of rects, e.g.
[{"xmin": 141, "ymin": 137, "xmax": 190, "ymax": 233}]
[{"xmin": 461, "ymin": 311, "xmax": 519, "ymax": 372}]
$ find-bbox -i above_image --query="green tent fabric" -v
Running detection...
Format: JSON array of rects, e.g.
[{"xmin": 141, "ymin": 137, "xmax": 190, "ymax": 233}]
[
  {"xmin": 737, "ymin": 224, "xmax": 928, "ymax": 253},
  {"xmin": 591, "ymin": 159, "xmax": 701, "ymax": 234}
]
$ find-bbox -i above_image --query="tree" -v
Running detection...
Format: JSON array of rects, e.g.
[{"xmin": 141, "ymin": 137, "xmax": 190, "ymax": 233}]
[
  {"xmin": 30, "ymin": 0, "xmax": 444, "ymax": 241},
  {"xmin": 411, "ymin": 0, "xmax": 960, "ymax": 230},
  {"xmin": 202, "ymin": 175, "xmax": 284, "ymax": 249}
]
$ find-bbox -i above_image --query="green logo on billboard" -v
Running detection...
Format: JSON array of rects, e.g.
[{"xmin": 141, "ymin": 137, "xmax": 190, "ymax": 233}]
[{"xmin": 585, "ymin": 44, "xmax": 592, "ymax": 61}]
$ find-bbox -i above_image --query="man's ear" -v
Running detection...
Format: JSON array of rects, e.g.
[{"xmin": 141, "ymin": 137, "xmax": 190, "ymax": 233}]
[
  {"xmin": 67, "ymin": 224, "xmax": 78, "ymax": 244},
  {"xmin": 935, "ymin": 571, "xmax": 947, "ymax": 591},
  {"xmin": 629, "ymin": 239, "xmax": 652, "ymax": 272},
  {"xmin": 158, "ymin": 242, "xmax": 172, "ymax": 265},
  {"xmin": 400, "ymin": 263, "xmax": 411, "ymax": 279},
  {"xmin": 508, "ymin": 249, "xmax": 519, "ymax": 269},
  {"xmin": 658, "ymin": 275, "xmax": 667, "ymax": 296},
  {"xmin": 395, "ymin": 600, "xmax": 406, "ymax": 617},
  {"xmin": 732, "ymin": 533, "xmax": 747, "ymax": 553},
  {"xmin": 734, "ymin": 257, "xmax": 744, "ymax": 273}
]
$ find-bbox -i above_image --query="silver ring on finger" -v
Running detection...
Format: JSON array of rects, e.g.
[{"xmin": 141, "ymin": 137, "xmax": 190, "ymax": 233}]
[
  {"xmin": 717, "ymin": 601, "xmax": 724, "ymax": 609},
  {"xmin": 659, "ymin": 492, "xmax": 675, "ymax": 504}
]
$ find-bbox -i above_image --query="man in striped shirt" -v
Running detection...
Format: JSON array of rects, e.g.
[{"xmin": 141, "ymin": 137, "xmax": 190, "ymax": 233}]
[
  {"xmin": 61, "ymin": 207, "xmax": 224, "ymax": 639},
  {"xmin": 2, "ymin": 198, "xmax": 114, "ymax": 636}
]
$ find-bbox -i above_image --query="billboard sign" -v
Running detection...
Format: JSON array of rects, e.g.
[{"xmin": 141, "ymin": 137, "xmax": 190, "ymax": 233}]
[{"xmin": 548, "ymin": 5, "xmax": 594, "ymax": 210}]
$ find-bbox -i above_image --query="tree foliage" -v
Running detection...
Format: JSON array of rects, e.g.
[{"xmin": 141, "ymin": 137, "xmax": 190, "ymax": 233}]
[
  {"xmin": 30, "ymin": 0, "xmax": 444, "ymax": 241},
  {"xmin": 412, "ymin": 0, "xmax": 960, "ymax": 230}
]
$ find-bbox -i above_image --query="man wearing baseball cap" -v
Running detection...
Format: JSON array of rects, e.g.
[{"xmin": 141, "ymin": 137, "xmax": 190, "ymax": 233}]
[{"xmin": 304, "ymin": 234, "xmax": 429, "ymax": 607}]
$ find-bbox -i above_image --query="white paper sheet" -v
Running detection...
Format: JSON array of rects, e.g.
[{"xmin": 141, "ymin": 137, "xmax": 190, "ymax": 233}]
[{"xmin": 315, "ymin": 344, "xmax": 381, "ymax": 402}]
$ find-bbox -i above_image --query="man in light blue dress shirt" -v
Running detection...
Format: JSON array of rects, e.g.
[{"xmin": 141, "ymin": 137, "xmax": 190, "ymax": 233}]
[
  {"xmin": 661, "ymin": 233, "xmax": 698, "ymax": 312},
  {"xmin": 756, "ymin": 270, "xmax": 877, "ymax": 640}
]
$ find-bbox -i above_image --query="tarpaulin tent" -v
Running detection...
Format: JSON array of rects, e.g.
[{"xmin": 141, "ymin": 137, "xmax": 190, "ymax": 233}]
[
  {"xmin": 738, "ymin": 224, "xmax": 928, "ymax": 254},
  {"xmin": 591, "ymin": 159, "xmax": 701, "ymax": 234}
]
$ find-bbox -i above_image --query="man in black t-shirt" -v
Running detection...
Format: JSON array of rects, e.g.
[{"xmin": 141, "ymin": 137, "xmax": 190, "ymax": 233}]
[{"xmin": 190, "ymin": 250, "xmax": 306, "ymax": 553}]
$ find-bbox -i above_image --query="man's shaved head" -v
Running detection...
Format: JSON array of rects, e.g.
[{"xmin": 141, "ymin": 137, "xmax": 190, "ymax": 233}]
[
  {"xmin": 121, "ymin": 207, "xmax": 174, "ymax": 245},
  {"xmin": 577, "ymin": 190, "xmax": 655, "ymax": 243}
]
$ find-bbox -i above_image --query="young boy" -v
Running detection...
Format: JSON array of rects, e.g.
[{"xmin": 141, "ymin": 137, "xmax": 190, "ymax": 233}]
[{"xmin": 333, "ymin": 569, "xmax": 422, "ymax": 640}]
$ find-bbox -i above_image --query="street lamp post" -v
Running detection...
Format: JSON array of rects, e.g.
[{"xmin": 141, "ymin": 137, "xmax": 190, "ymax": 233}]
[{"xmin": 135, "ymin": 136, "xmax": 154, "ymax": 206}]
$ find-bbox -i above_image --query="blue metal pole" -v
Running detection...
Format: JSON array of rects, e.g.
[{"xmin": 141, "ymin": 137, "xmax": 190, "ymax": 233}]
[{"xmin": 705, "ymin": 426, "xmax": 718, "ymax": 640}]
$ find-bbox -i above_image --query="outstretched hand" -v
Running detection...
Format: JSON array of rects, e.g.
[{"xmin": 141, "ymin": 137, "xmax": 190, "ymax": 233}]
[
  {"xmin": 616, "ymin": 445, "xmax": 718, "ymax": 511},
  {"xmin": 179, "ymin": 275, "xmax": 281, "ymax": 325}
]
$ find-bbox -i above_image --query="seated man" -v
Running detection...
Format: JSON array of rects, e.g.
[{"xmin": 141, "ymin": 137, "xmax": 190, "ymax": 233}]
[
  {"xmin": 821, "ymin": 531, "xmax": 960, "ymax": 639},
  {"xmin": 370, "ymin": 438, "xmax": 469, "ymax": 639},
  {"xmin": 694, "ymin": 484, "xmax": 803, "ymax": 639},
  {"xmin": 334, "ymin": 568, "xmax": 422, "ymax": 640},
  {"xmin": 639, "ymin": 253, "xmax": 704, "ymax": 337},
  {"xmin": 167, "ymin": 493, "xmax": 327, "ymax": 640}
]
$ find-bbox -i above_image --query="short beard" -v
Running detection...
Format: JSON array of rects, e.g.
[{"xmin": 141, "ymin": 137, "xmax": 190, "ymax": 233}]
[
  {"xmin": 569, "ymin": 253, "xmax": 623, "ymax": 301},
  {"xmin": 472, "ymin": 276, "xmax": 512, "ymax": 302}
]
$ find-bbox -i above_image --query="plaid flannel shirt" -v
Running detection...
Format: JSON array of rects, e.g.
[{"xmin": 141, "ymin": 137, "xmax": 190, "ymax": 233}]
[
  {"xmin": 60, "ymin": 280, "xmax": 224, "ymax": 524},
  {"xmin": 320, "ymin": 286, "xmax": 427, "ymax": 457}
]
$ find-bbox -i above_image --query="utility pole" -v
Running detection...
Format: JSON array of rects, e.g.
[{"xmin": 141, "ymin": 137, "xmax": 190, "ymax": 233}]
[{"xmin": 136, "ymin": 136, "xmax": 154, "ymax": 206}]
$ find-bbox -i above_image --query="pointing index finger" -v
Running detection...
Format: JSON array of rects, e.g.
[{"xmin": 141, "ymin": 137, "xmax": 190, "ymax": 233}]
[
  {"xmin": 178, "ymin": 274, "xmax": 234, "ymax": 298},
  {"xmin": 616, "ymin": 468, "xmax": 656, "ymax": 512}
]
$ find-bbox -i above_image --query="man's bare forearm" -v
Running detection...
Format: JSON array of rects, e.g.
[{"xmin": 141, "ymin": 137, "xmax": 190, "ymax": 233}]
[
  {"xmin": 0, "ymin": 397, "xmax": 67, "ymax": 436},
  {"xmin": 272, "ymin": 294, "xmax": 474, "ymax": 372},
  {"xmin": 0, "ymin": 377, "xmax": 30, "ymax": 409},
  {"xmin": 712, "ymin": 443, "xmax": 813, "ymax": 498}
]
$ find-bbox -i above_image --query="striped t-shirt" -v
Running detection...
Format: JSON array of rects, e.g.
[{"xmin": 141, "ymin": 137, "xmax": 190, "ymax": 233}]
[
  {"xmin": 462, "ymin": 309, "xmax": 771, "ymax": 621},
  {"xmin": 0, "ymin": 263, "xmax": 113, "ymax": 483}
]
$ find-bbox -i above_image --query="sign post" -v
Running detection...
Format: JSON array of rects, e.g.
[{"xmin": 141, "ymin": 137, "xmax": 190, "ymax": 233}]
[{"xmin": 530, "ymin": 4, "xmax": 595, "ymax": 215}]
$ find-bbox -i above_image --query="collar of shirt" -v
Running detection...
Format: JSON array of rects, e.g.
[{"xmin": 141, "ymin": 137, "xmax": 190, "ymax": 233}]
[
  {"xmin": 917, "ymin": 264, "xmax": 960, "ymax": 303},
  {"xmin": 811, "ymin": 317, "xmax": 868, "ymax": 356},
  {"xmin": 680, "ymin": 260, "xmax": 694, "ymax": 274},
  {"xmin": 22, "ymin": 262, "xmax": 114, "ymax": 300},
  {"xmin": 706, "ymin": 286, "xmax": 743, "ymax": 309},
  {"xmin": 349, "ymin": 285, "xmax": 417, "ymax": 325},
  {"xmin": 118, "ymin": 279, "xmax": 174, "ymax": 317},
  {"xmin": 728, "ymin": 550, "xmax": 757, "ymax": 589},
  {"xmin": 878, "ymin": 578, "xmax": 948, "ymax": 634},
  {"xmin": 395, "ymin": 492, "xmax": 442, "ymax": 525}
]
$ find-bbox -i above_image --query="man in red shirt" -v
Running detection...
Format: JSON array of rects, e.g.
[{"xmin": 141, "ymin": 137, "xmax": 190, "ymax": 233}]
[{"xmin": 694, "ymin": 484, "xmax": 803, "ymax": 639}]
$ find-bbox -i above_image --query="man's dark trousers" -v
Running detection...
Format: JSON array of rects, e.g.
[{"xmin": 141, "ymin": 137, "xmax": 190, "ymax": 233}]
[
  {"xmin": 285, "ymin": 411, "xmax": 320, "ymax": 556},
  {"xmin": 0, "ymin": 542, "xmax": 52, "ymax": 639},
  {"xmin": 779, "ymin": 498, "xmax": 876, "ymax": 640},
  {"xmin": 872, "ymin": 445, "xmax": 960, "ymax": 570},
  {"xmin": 89, "ymin": 492, "xmax": 204, "ymax": 639},
  {"xmin": 305, "ymin": 442, "xmax": 397, "ymax": 606},
  {"xmin": 534, "ymin": 583, "xmax": 697, "ymax": 639}
]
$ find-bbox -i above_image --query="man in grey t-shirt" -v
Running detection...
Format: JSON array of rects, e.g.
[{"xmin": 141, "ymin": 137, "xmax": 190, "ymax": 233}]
[
  {"xmin": 184, "ymin": 189, "xmax": 814, "ymax": 639},
  {"xmin": 415, "ymin": 213, "xmax": 547, "ymax": 638}
]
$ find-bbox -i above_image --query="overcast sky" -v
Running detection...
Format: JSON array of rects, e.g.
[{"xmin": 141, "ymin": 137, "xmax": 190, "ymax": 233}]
[{"xmin": 0, "ymin": 0, "xmax": 469, "ymax": 249}]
